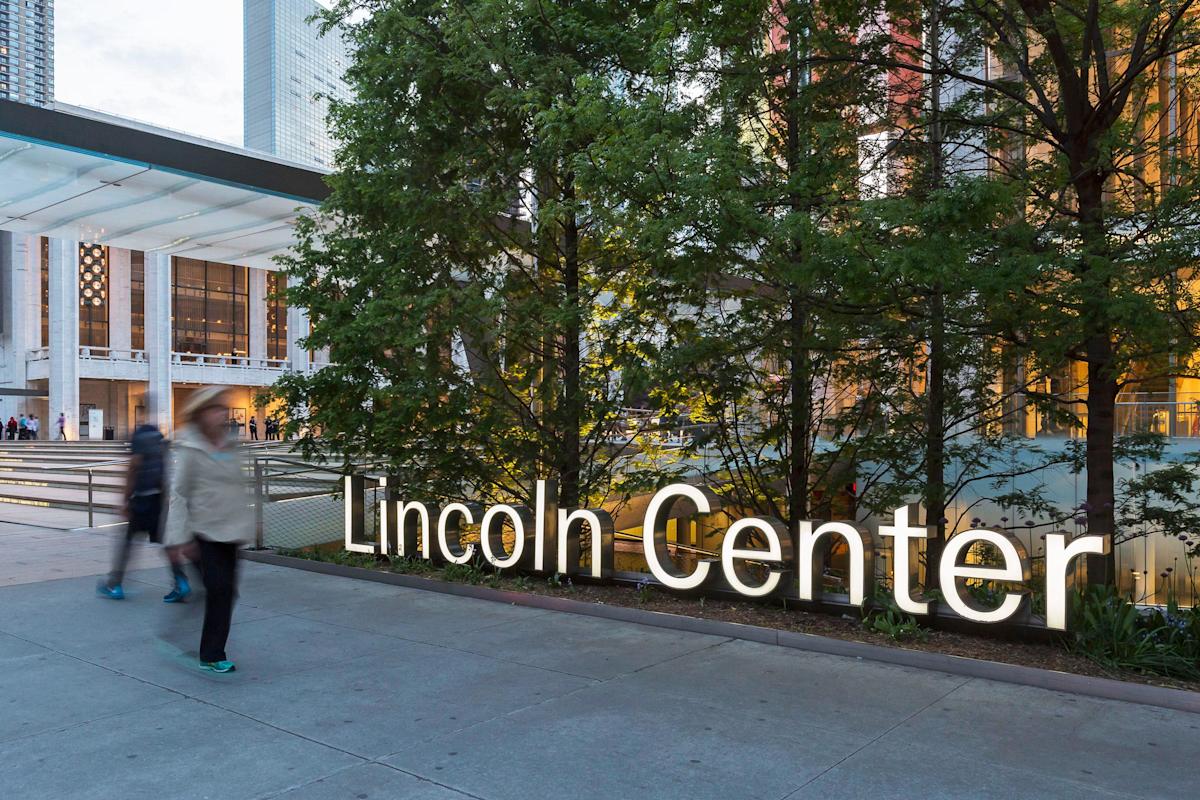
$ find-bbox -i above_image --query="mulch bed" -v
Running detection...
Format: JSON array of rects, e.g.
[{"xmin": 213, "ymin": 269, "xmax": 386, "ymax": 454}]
[{"xmin": 284, "ymin": 550, "xmax": 1200, "ymax": 693}]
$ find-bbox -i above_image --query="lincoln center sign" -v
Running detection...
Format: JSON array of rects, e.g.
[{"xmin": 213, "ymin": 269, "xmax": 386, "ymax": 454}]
[{"xmin": 344, "ymin": 477, "xmax": 1108, "ymax": 631}]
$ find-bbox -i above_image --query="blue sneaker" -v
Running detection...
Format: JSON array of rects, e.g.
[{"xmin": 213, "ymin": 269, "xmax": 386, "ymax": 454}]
[
  {"xmin": 96, "ymin": 582, "xmax": 125, "ymax": 600},
  {"xmin": 163, "ymin": 577, "xmax": 191, "ymax": 603},
  {"xmin": 199, "ymin": 660, "xmax": 236, "ymax": 673}
]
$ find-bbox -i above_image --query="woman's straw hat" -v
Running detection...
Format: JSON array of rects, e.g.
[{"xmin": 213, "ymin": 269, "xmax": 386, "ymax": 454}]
[{"xmin": 181, "ymin": 386, "xmax": 230, "ymax": 421}]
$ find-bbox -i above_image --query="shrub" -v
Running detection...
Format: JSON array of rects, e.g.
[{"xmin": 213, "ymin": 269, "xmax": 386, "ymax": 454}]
[{"xmin": 1068, "ymin": 586, "xmax": 1200, "ymax": 680}]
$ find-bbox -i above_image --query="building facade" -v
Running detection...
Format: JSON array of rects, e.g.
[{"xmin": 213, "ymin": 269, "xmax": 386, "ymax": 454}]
[
  {"xmin": 0, "ymin": 0, "xmax": 52, "ymax": 106},
  {"xmin": 0, "ymin": 101, "xmax": 328, "ymax": 440},
  {"xmin": 243, "ymin": 0, "xmax": 350, "ymax": 169}
]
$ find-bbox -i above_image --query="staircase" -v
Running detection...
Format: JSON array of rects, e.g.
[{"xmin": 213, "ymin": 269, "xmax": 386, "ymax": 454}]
[
  {"xmin": 0, "ymin": 441, "xmax": 130, "ymax": 515},
  {"xmin": 0, "ymin": 440, "xmax": 299, "ymax": 518}
]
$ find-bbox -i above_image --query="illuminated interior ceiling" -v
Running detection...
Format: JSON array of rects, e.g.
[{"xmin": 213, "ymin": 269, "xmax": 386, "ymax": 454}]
[{"xmin": 0, "ymin": 102, "xmax": 328, "ymax": 271}]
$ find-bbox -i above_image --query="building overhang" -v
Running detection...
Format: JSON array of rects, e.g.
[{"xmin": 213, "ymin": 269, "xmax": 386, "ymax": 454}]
[{"xmin": 0, "ymin": 100, "xmax": 330, "ymax": 270}]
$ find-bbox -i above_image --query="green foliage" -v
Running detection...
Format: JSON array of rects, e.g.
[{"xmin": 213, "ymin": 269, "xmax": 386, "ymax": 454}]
[
  {"xmin": 1068, "ymin": 587, "xmax": 1200, "ymax": 680},
  {"xmin": 863, "ymin": 595, "xmax": 929, "ymax": 643}
]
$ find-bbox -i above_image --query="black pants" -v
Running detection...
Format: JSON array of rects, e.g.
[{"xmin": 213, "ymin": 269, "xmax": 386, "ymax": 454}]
[
  {"xmin": 107, "ymin": 494, "xmax": 170, "ymax": 587},
  {"xmin": 197, "ymin": 538, "xmax": 239, "ymax": 663}
]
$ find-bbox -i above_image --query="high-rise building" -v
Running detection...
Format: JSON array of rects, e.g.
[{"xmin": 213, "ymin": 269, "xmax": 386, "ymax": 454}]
[
  {"xmin": 0, "ymin": 0, "xmax": 53, "ymax": 107},
  {"xmin": 243, "ymin": 0, "xmax": 349, "ymax": 169}
]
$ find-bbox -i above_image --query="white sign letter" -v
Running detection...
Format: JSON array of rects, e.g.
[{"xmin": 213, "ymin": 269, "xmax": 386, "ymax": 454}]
[
  {"xmin": 798, "ymin": 520, "xmax": 873, "ymax": 606},
  {"xmin": 878, "ymin": 505, "xmax": 931, "ymax": 615},
  {"xmin": 480, "ymin": 504, "xmax": 533, "ymax": 569},
  {"xmin": 939, "ymin": 530, "xmax": 1028, "ymax": 624},
  {"xmin": 1044, "ymin": 532, "xmax": 1108, "ymax": 631},
  {"xmin": 720, "ymin": 517, "xmax": 790, "ymax": 598},
  {"xmin": 437, "ymin": 503, "xmax": 477, "ymax": 565},
  {"xmin": 642, "ymin": 484, "xmax": 720, "ymax": 591}
]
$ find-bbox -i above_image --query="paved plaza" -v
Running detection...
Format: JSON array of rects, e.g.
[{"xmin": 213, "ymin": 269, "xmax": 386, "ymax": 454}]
[{"xmin": 0, "ymin": 518, "xmax": 1196, "ymax": 800}]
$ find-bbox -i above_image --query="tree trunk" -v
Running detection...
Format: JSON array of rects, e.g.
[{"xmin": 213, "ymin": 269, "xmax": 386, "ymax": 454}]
[
  {"xmin": 922, "ymin": 0, "xmax": 946, "ymax": 590},
  {"xmin": 924, "ymin": 286, "xmax": 946, "ymax": 583},
  {"xmin": 558, "ymin": 178, "xmax": 582, "ymax": 510},
  {"xmin": 789, "ymin": 297, "xmax": 811, "ymax": 527},
  {"xmin": 1076, "ymin": 174, "xmax": 1118, "ymax": 586}
]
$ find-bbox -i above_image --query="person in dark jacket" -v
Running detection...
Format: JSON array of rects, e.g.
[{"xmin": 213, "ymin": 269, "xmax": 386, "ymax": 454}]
[{"xmin": 97, "ymin": 422, "xmax": 191, "ymax": 602}]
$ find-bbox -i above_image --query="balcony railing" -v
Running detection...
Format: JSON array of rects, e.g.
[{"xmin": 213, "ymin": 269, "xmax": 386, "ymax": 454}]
[
  {"xmin": 171, "ymin": 352, "xmax": 291, "ymax": 371},
  {"xmin": 26, "ymin": 347, "xmax": 293, "ymax": 372}
]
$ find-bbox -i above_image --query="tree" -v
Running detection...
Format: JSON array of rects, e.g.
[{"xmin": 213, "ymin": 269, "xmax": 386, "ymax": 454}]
[
  {"xmin": 849, "ymin": 0, "xmax": 1200, "ymax": 584},
  {"xmin": 273, "ymin": 0, "xmax": 687, "ymax": 508}
]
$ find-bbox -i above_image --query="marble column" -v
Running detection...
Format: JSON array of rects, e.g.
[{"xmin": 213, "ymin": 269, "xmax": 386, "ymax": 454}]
[
  {"xmin": 144, "ymin": 252, "xmax": 173, "ymax": 432},
  {"xmin": 0, "ymin": 232, "xmax": 39, "ymax": 421},
  {"xmin": 108, "ymin": 247, "xmax": 132, "ymax": 358},
  {"xmin": 47, "ymin": 238, "xmax": 80, "ymax": 440},
  {"xmin": 286, "ymin": 275, "xmax": 310, "ymax": 373},
  {"xmin": 249, "ymin": 267, "xmax": 267, "ymax": 367}
]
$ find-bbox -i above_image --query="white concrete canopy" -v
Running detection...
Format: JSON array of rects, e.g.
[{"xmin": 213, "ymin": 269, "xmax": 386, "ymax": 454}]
[{"xmin": 0, "ymin": 101, "xmax": 327, "ymax": 270}]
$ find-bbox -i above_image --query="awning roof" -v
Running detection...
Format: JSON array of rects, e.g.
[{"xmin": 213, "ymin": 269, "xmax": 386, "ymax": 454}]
[{"xmin": 0, "ymin": 100, "xmax": 330, "ymax": 270}]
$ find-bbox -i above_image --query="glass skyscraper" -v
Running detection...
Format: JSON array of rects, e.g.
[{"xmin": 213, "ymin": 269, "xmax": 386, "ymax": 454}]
[
  {"xmin": 0, "ymin": 0, "xmax": 53, "ymax": 106},
  {"xmin": 243, "ymin": 0, "xmax": 350, "ymax": 169}
]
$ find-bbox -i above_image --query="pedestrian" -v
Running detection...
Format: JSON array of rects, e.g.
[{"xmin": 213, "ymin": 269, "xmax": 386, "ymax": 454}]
[
  {"xmin": 97, "ymin": 421, "xmax": 191, "ymax": 602},
  {"xmin": 163, "ymin": 387, "xmax": 253, "ymax": 673},
  {"xmin": 28, "ymin": 414, "xmax": 38, "ymax": 440},
  {"xmin": 17, "ymin": 414, "xmax": 27, "ymax": 440},
  {"xmin": 57, "ymin": 412, "xmax": 67, "ymax": 440},
  {"xmin": 248, "ymin": 416, "xmax": 258, "ymax": 441},
  {"xmin": 5, "ymin": 416, "xmax": 16, "ymax": 440}
]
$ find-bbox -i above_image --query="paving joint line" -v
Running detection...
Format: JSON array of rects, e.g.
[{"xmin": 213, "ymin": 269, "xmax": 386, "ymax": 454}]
[
  {"xmin": 245, "ymin": 551, "xmax": 1200, "ymax": 715},
  {"xmin": 776, "ymin": 677, "xmax": 972, "ymax": 800},
  {"xmin": 0, "ymin": 627, "xmax": 372, "ymax": 764}
]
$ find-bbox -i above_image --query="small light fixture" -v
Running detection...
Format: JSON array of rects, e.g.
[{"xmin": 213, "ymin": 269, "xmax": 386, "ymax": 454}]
[{"xmin": 78, "ymin": 243, "xmax": 107, "ymax": 308}]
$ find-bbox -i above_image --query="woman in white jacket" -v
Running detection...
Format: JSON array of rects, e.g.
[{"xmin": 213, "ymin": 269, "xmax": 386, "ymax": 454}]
[{"xmin": 163, "ymin": 387, "xmax": 254, "ymax": 673}]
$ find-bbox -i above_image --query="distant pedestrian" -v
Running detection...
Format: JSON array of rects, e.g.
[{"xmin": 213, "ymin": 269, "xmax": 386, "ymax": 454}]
[
  {"xmin": 248, "ymin": 417, "xmax": 258, "ymax": 441},
  {"xmin": 163, "ymin": 387, "xmax": 253, "ymax": 674},
  {"xmin": 6, "ymin": 417, "xmax": 16, "ymax": 440},
  {"xmin": 57, "ymin": 412, "xmax": 66, "ymax": 440},
  {"xmin": 97, "ymin": 421, "xmax": 191, "ymax": 602},
  {"xmin": 28, "ymin": 414, "xmax": 38, "ymax": 440},
  {"xmin": 17, "ymin": 414, "xmax": 27, "ymax": 440}
]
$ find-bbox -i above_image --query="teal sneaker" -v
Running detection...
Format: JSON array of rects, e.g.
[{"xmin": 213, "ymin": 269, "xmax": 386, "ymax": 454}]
[
  {"xmin": 199, "ymin": 660, "xmax": 236, "ymax": 674},
  {"xmin": 163, "ymin": 578, "xmax": 191, "ymax": 603},
  {"xmin": 96, "ymin": 582, "xmax": 125, "ymax": 600}
]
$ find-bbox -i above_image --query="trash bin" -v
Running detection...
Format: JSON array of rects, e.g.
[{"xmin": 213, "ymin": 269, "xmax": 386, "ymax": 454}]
[{"xmin": 103, "ymin": 426, "xmax": 115, "ymax": 440}]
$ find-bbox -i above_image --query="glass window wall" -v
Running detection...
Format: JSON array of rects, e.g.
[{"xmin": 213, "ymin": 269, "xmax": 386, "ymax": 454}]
[{"xmin": 172, "ymin": 258, "xmax": 249, "ymax": 356}]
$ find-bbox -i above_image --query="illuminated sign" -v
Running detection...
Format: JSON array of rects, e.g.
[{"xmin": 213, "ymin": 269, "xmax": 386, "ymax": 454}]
[{"xmin": 344, "ymin": 478, "xmax": 1107, "ymax": 631}]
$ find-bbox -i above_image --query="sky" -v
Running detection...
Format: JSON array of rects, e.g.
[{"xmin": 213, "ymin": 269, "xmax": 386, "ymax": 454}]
[{"xmin": 55, "ymin": 1, "xmax": 325, "ymax": 147}]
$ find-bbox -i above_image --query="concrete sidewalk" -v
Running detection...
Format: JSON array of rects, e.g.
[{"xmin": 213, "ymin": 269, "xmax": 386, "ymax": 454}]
[{"xmin": 0, "ymin": 536, "xmax": 1196, "ymax": 799}]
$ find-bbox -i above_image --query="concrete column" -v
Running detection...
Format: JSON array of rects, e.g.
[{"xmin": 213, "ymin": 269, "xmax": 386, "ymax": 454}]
[
  {"xmin": 249, "ymin": 267, "xmax": 267, "ymax": 366},
  {"xmin": 286, "ymin": 275, "xmax": 310, "ymax": 372},
  {"xmin": 47, "ymin": 238, "xmax": 80, "ymax": 440},
  {"xmin": 108, "ymin": 246, "xmax": 132, "ymax": 358},
  {"xmin": 0, "ymin": 232, "xmax": 39, "ymax": 421},
  {"xmin": 144, "ymin": 252, "xmax": 173, "ymax": 433}
]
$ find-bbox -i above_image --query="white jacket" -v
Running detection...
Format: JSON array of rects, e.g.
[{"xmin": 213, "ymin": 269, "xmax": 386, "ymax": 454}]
[{"xmin": 163, "ymin": 425, "xmax": 254, "ymax": 547}]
